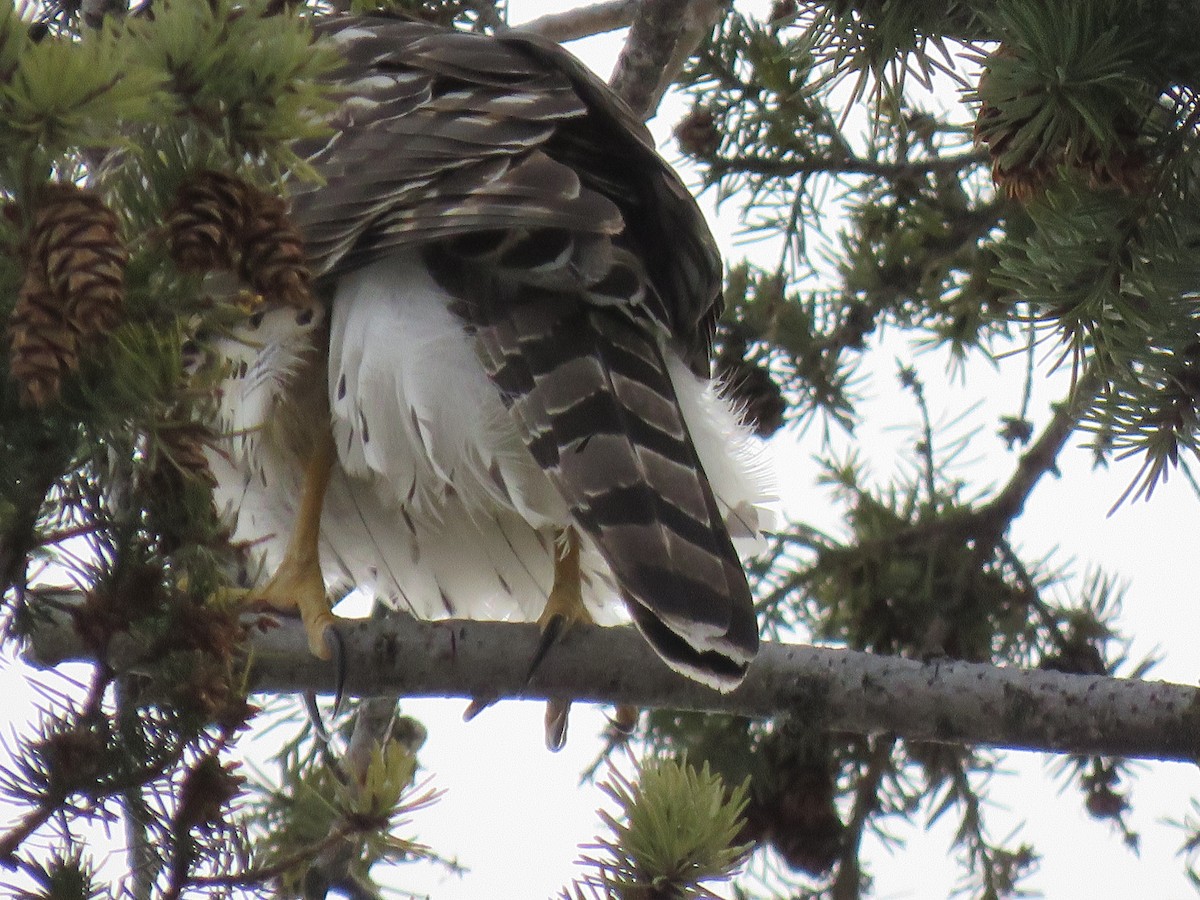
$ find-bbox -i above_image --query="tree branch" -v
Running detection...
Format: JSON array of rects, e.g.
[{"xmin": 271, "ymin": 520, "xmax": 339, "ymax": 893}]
[
  {"xmin": 833, "ymin": 735, "xmax": 894, "ymax": 900},
  {"xmin": 609, "ymin": 0, "xmax": 726, "ymax": 119},
  {"xmin": 23, "ymin": 604, "xmax": 1200, "ymax": 763},
  {"xmin": 513, "ymin": 0, "xmax": 640, "ymax": 42},
  {"xmin": 707, "ymin": 149, "xmax": 990, "ymax": 181},
  {"xmin": 979, "ymin": 366, "xmax": 1102, "ymax": 532}
]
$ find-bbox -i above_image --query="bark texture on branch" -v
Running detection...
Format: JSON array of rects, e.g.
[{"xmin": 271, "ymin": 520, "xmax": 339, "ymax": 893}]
[
  {"xmin": 608, "ymin": 0, "xmax": 726, "ymax": 119},
  {"xmin": 513, "ymin": 0, "xmax": 640, "ymax": 42},
  {"xmin": 24, "ymin": 608, "xmax": 1200, "ymax": 763}
]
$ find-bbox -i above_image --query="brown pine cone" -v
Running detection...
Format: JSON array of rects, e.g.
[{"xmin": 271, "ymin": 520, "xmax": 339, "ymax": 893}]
[
  {"xmin": 159, "ymin": 420, "xmax": 218, "ymax": 490},
  {"xmin": 675, "ymin": 106, "xmax": 721, "ymax": 158},
  {"xmin": 8, "ymin": 266, "xmax": 77, "ymax": 407},
  {"xmin": 974, "ymin": 104, "xmax": 1051, "ymax": 202},
  {"xmin": 175, "ymin": 754, "xmax": 244, "ymax": 834},
  {"xmin": 168, "ymin": 170, "xmax": 255, "ymax": 273},
  {"xmin": 716, "ymin": 342, "xmax": 787, "ymax": 438},
  {"xmin": 29, "ymin": 183, "xmax": 127, "ymax": 339},
  {"xmin": 238, "ymin": 190, "xmax": 313, "ymax": 310},
  {"xmin": 974, "ymin": 45, "xmax": 1147, "ymax": 200}
]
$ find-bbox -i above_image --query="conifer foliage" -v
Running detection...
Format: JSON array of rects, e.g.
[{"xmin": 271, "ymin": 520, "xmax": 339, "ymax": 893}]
[
  {"xmin": 0, "ymin": 1, "xmax": 340, "ymax": 896},
  {"xmin": 2, "ymin": 0, "xmax": 1200, "ymax": 898}
]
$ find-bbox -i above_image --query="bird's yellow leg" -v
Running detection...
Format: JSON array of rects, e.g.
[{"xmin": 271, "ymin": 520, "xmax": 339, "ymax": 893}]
[
  {"xmin": 537, "ymin": 526, "xmax": 591, "ymax": 635},
  {"xmin": 535, "ymin": 527, "xmax": 592, "ymax": 751},
  {"xmin": 252, "ymin": 427, "xmax": 337, "ymax": 659}
]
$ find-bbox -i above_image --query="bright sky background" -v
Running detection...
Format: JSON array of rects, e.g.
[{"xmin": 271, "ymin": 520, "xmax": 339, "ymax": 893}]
[{"xmin": 3, "ymin": 2, "xmax": 1200, "ymax": 898}]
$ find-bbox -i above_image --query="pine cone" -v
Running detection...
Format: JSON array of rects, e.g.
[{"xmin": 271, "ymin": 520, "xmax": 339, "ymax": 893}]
[
  {"xmin": 141, "ymin": 419, "xmax": 220, "ymax": 555},
  {"xmin": 168, "ymin": 170, "xmax": 255, "ymax": 273},
  {"xmin": 8, "ymin": 266, "xmax": 77, "ymax": 407},
  {"xmin": 762, "ymin": 759, "xmax": 844, "ymax": 876},
  {"xmin": 28, "ymin": 183, "xmax": 127, "ymax": 340},
  {"xmin": 159, "ymin": 421, "xmax": 218, "ymax": 490},
  {"xmin": 716, "ymin": 339, "xmax": 787, "ymax": 437},
  {"xmin": 238, "ymin": 190, "xmax": 313, "ymax": 310},
  {"xmin": 752, "ymin": 718, "xmax": 845, "ymax": 876},
  {"xmin": 975, "ymin": 46, "xmax": 1147, "ymax": 200},
  {"xmin": 176, "ymin": 755, "xmax": 244, "ymax": 834},
  {"xmin": 769, "ymin": 0, "xmax": 799, "ymax": 22},
  {"xmin": 675, "ymin": 107, "xmax": 721, "ymax": 158}
]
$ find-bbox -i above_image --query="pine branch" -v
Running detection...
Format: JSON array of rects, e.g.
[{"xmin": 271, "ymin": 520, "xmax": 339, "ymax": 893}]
[
  {"xmin": 513, "ymin": 0, "xmax": 640, "ymax": 42},
  {"xmin": 803, "ymin": 365, "xmax": 1098, "ymax": 567},
  {"xmin": 609, "ymin": 0, "xmax": 726, "ymax": 119},
  {"xmin": 184, "ymin": 820, "xmax": 365, "ymax": 892},
  {"xmin": 832, "ymin": 736, "xmax": 893, "ymax": 900},
  {"xmin": 23, "ymin": 601, "xmax": 1200, "ymax": 763},
  {"xmin": 116, "ymin": 677, "xmax": 158, "ymax": 900},
  {"xmin": 975, "ymin": 365, "xmax": 1102, "ymax": 537},
  {"xmin": 300, "ymin": 697, "xmax": 408, "ymax": 899},
  {"xmin": 707, "ymin": 149, "xmax": 989, "ymax": 180}
]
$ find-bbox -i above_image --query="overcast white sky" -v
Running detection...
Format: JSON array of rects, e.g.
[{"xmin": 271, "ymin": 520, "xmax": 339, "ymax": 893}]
[{"xmin": 4, "ymin": 2, "xmax": 1200, "ymax": 898}]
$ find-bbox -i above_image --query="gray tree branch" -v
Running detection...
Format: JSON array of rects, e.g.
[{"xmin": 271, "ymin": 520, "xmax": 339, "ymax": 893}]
[
  {"xmin": 513, "ymin": 0, "xmax": 640, "ymax": 42},
  {"xmin": 23, "ymin": 605, "xmax": 1200, "ymax": 763},
  {"xmin": 608, "ymin": 0, "xmax": 726, "ymax": 119}
]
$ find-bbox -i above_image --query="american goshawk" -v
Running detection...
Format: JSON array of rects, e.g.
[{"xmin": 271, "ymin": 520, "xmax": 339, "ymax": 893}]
[{"xmin": 205, "ymin": 16, "xmax": 770, "ymax": 745}]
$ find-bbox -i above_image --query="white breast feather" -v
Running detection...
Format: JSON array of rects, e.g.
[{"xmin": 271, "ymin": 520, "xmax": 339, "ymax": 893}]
[{"xmin": 208, "ymin": 251, "xmax": 771, "ymax": 624}]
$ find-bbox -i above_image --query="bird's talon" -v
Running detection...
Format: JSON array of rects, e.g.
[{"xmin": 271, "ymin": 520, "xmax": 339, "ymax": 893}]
[
  {"xmin": 326, "ymin": 626, "xmax": 347, "ymax": 718},
  {"xmin": 545, "ymin": 699, "xmax": 570, "ymax": 752},
  {"xmin": 528, "ymin": 613, "xmax": 565, "ymax": 681},
  {"xmin": 536, "ymin": 610, "xmax": 566, "ymax": 639},
  {"xmin": 304, "ymin": 691, "xmax": 331, "ymax": 744},
  {"xmin": 463, "ymin": 697, "xmax": 497, "ymax": 722},
  {"xmin": 303, "ymin": 610, "xmax": 337, "ymax": 660}
]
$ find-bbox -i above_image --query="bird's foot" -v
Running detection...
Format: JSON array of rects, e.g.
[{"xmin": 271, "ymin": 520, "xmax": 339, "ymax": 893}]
[
  {"xmin": 245, "ymin": 425, "xmax": 339, "ymax": 661},
  {"xmin": 248, "ymin": 551, "xmax": 337, "ymax": 660},
  {"xmin": 529, "ymin": 528, "xmax": 589, "ymax": 679},
  {"xmin": 530, "ymin": 528, "xmax": 590, "ymax": 752}
]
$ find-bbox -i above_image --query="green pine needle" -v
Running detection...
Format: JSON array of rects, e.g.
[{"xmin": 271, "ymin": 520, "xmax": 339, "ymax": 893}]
[
  {"xmin": 13, "ymin": 850, "xmax": 104, "ymax": 900},
  {"xmin": 124, "ymin": 0, "xmax": 338, "ymax": 166},
  {"xmin": 0, "ymin": 24, "xmax": 168, "ymax": 166},
  {"xmin": 570, "ymin": 758, "xmax": 751, "ymax": 899}
]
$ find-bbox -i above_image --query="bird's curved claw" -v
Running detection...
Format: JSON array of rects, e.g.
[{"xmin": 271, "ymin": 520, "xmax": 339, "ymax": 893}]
[
  {"xmin": 304, "ymin": 691, "xmax": 331, "ymax": 744},
  {"xmin": 527, "ymin": 612, "xmax": 566, "ymax": 682},
  {"xmin": 325, "ymin": 624, "xmax": 347, "ymax": 719},
  {"xmin": 545, "ymin": 698, "xmax": 570, "ymax": 752},
  {"xmin": 463, "ymin": 696, "xmax": 497, "ymax": 722}
]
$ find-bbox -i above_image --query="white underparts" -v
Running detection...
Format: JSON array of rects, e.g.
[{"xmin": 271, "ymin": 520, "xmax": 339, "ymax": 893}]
[{"xmin": 208, "ymin": 251, "xmax": 772, "ymax": 623}]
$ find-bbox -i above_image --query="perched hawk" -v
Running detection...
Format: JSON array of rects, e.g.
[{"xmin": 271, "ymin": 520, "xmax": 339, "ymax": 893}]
[{"xmin": 206, "ymin": 17, "xmax": 769, "ymax": 741}]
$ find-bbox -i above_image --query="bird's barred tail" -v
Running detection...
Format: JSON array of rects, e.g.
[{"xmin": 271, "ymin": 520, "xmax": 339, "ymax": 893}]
[{"xmin": 474, "ymin": 289, "xmax": 759, "ymax": 690}]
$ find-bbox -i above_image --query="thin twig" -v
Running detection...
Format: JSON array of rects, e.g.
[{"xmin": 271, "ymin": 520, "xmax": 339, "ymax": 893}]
[
  {"xmin": 832, "ymin": 736, "xmax": 895, "ymax": 900},
  {"xmin": 979, "ymin": 366, "xmax": 1102, "ymax": 534},
  {"xmin": 185, "ymin": 821, "xmax": 360, "ymax": 890},
  {"xmin": 117, "ymin": 677, "xmax": 158, "ymax": 900},
  {"xmin": 797, "ymin": 364, "xmax": 1100, "ymax": 563},
  {"xmin": 708, "ymin": 149, "xmax": 989, "ymax": 180}
]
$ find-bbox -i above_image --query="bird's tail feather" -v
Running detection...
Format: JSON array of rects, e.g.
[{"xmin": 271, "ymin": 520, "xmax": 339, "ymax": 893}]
[{"xmin": 475, "ymin": 290, "xmax": 758, "ymax": 687}]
